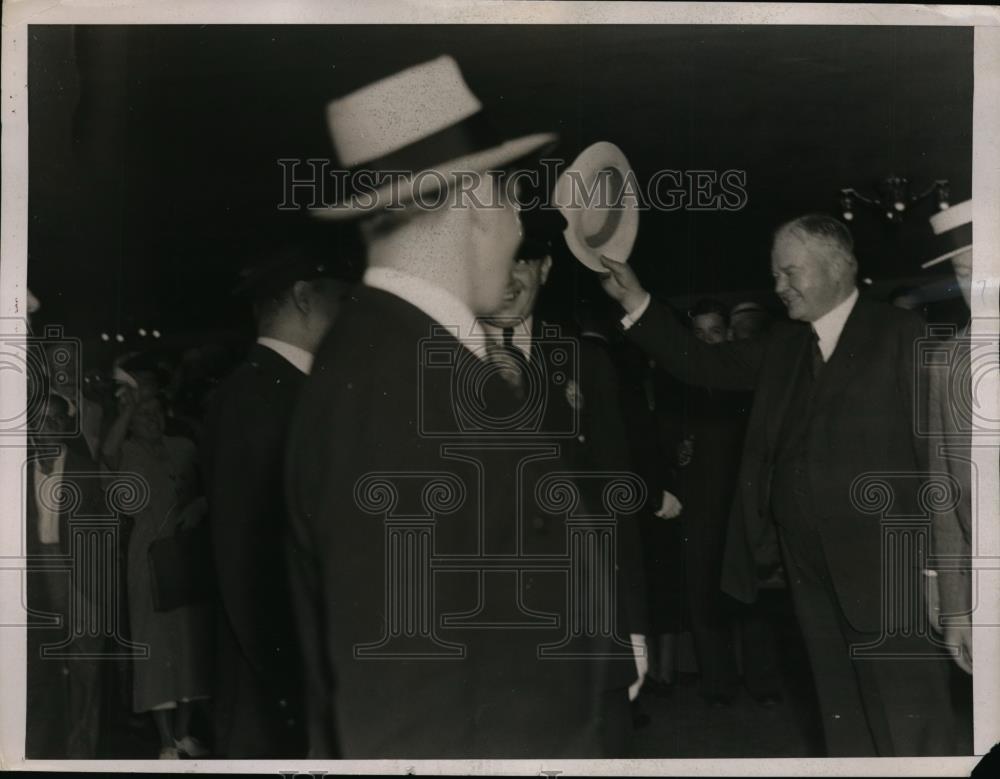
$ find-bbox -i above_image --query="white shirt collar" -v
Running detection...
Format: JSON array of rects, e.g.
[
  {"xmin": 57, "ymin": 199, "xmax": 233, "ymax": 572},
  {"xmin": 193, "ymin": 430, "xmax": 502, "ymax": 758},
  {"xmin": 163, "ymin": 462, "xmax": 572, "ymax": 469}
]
[
  {"xmin": 481, "ymin": 316, "xmax": 533, "ymax": 359},
  {"xmin": 811, "ymin": 287, "xmax": 859, "ymax": 361},
  {"xmin": 363, "ymin": 266, "xmax": 488, "ymax": 358},
  {"xmin": 256, "ymin": 337, "xmax": 314, "ymax": 375}
]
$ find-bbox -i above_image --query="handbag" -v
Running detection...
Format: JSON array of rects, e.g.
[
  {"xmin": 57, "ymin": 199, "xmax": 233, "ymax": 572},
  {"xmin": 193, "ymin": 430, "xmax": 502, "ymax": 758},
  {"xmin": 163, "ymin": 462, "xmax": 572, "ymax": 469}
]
[{"xmin": 147, "ymin": 521, "xmax": 213, "ymax": 612}]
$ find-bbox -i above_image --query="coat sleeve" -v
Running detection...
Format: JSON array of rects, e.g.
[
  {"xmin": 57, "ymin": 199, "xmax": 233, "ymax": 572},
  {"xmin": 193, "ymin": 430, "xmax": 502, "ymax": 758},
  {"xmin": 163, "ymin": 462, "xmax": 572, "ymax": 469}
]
[{"xmin": 627, "ymin": 298, "xmax": 765, "ymax": 392}]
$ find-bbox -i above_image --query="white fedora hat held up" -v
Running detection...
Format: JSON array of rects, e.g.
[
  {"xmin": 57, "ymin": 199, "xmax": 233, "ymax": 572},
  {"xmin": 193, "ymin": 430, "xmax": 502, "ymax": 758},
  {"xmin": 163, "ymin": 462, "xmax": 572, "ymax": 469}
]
[
  {"xmin": 314, "ymin": 55, "xmax": 556, "ymax": 220},
  {"xmin": 553, "ymin": 142, "xmax": 640, "ymax": 272}
]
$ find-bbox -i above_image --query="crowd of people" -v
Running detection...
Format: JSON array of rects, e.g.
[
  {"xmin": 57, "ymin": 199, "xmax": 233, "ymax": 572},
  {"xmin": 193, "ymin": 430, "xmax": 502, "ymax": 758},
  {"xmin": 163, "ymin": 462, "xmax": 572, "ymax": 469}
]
[{"xmin": 24, "ymin": 55, "xmax": 976, "ymax": 761}]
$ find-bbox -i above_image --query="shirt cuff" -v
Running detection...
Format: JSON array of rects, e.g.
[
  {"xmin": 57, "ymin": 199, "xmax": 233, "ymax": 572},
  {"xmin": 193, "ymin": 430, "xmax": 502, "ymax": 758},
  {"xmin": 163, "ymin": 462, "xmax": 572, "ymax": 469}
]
[{"xmin": 620, "ymin": 293, "xmax": 652, "ymax": 330}]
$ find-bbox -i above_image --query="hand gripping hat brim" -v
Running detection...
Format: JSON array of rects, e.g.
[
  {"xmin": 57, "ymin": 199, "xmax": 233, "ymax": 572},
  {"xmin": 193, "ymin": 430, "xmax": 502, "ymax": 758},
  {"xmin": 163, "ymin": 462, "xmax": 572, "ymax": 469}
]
[
  {"xmin": 554, "ymin": 141, "xmax": 640, "ymax": 272},
  {"xmin": 313, "ymin": 55, "xmax": 557, "ymax": 220}
]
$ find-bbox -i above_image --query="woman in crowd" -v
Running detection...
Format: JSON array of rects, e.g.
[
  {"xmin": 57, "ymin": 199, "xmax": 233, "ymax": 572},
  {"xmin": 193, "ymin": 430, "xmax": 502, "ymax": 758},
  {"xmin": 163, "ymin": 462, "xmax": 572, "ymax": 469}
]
[{"xmin": 101, "ymin": 381, "xmax": 212, "ymax": 759}]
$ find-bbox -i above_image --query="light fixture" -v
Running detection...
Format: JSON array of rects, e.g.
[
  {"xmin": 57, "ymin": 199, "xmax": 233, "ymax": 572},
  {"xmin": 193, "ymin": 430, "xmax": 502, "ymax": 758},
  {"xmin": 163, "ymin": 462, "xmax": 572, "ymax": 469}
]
[
  {"xmin": 840, "ymin": 191, "xmax": 854, "ymax": 222},
  {"xmin": 138, "ymin": 327, "xmax": 147, "ymax": 337},
  {"xmin": 115, "ymin": 333, "xmax": 125, "ymax": 343},
  {"xmin": 838, "ymin": 177, "xmax": 949, "ymax": 224},
  {"xmin": 152, "ymin": 329, "xmax": 161, "ymax": 339},
  {"xmin": 100, "ymin": 332, "xmax": 110, "ymax": 342}
]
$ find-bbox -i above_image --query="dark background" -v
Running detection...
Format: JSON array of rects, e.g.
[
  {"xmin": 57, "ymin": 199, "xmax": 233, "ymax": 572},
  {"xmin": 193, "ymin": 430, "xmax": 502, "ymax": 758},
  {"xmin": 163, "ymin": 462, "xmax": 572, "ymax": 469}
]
[{"xmin": 27, "ymin": 24, "xmax": 973, "ymax": 358}]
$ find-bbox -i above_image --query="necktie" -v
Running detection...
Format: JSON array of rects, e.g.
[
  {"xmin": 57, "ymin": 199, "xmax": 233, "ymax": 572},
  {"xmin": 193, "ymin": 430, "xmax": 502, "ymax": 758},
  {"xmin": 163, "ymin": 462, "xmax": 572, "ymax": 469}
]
[
  {"xmin": 488, "ymin": 327, "xmax": 526, "ymax": 400},
  {"xmin": 810, "ymin": 327, "xmax": 824, "ymax": 379}
]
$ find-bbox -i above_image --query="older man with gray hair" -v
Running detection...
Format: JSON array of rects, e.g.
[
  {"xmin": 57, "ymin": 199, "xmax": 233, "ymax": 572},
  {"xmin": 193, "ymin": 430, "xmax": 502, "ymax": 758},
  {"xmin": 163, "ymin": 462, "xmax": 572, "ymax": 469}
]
[{"xmin": 599, "ymin": 213, "xmax": 961, "ymax": 757}]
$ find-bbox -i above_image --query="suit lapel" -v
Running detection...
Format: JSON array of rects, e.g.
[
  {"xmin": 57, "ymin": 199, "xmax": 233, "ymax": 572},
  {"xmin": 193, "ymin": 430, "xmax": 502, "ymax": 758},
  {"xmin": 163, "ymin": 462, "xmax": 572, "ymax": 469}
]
[
  {"xmin": 763, "ymin": 325, "xmax": 812, "ymax": 451},
  {"xmin": 810, "ymin": 297, "xmax": 877, "ymax": 410}
]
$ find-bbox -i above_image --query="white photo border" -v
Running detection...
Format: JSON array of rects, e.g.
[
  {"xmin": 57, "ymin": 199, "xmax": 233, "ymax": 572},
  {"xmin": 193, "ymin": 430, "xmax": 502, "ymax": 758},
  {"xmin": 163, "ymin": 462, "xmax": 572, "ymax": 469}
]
[{"xmin": 1, "ymin": 2, "xmax": 997, "ymax": 775}]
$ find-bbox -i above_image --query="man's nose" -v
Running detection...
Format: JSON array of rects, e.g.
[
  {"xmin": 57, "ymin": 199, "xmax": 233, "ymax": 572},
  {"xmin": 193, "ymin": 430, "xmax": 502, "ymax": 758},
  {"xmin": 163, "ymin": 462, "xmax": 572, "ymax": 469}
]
[{"xmin": 773, "ymin": 276, "xmax": 787, "ymax": 295}]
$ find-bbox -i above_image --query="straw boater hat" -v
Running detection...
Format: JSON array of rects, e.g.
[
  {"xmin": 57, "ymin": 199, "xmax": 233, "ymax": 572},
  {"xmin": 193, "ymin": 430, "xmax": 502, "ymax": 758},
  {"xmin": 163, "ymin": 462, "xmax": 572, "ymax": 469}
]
[
  {"xmin": 921, "ymin": 199, "xmax": 972, "ymax": 268},
  {"xmin": 313, "ymin": 55, "xmax": 557, "ymax": 220},
  {"xmin": 553, "ymin": 141, "xmax": 640, "ymax": 272}
]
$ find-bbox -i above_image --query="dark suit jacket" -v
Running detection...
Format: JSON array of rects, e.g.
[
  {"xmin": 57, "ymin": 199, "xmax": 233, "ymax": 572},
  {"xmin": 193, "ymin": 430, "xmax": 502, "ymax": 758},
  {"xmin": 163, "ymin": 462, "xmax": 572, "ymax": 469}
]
[
  {"xmin": 613, "ymin": 348, "xmax": 688, "ymax": 634},
  {"xmin": 285, "ymin": 286, "xmax": 611, "ymax": 758},
  {"xmin": 529, "ymin": 324, "xmax": 648, "ymax": 688},
  {"xmin": 670, "ymin": 383, "xmax": 747, "ymax": 528},
  {"xmin": 626, "ymin": 295, "xmax": 926, "ymax": 633},
  {"xmin": 926, "ymin": 334, "xmax": 973, "ymax": 619},
  {"xmin": 547, "ymin": 329, "xmax": 649, "ymax": 636},
  {"xmin": 202, "ymin": 343, "xmax": 307, "ymax": 757}
]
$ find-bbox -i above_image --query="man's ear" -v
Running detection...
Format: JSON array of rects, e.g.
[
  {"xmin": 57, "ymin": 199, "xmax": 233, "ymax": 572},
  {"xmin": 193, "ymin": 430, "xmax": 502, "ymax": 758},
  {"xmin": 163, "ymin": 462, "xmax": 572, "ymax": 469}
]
[
  {"xmin": 540, "ymin": 255, "xmax": 554, "ymax": 285},
  {"xmin": 291, "ymin": 280, "xmax": 312, "ymax": 315}
]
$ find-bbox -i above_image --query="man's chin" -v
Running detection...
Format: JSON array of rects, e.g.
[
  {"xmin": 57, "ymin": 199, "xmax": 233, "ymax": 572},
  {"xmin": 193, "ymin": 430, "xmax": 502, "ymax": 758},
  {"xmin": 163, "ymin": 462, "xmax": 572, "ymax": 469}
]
[{"xmin": 783, "ymin": 303, "xmax": 806, "ymax": 321}]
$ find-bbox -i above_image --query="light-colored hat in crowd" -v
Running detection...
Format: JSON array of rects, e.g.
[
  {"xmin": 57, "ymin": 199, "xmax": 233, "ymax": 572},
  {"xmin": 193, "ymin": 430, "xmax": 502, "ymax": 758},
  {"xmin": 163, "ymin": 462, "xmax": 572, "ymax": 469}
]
[
  {"xmin": 922, "ymin": 199, "xmax": 972, "ymax": 268},
  {"xmin": 314, "ymin": 55, "xmax": 556, "ymax": 220}
]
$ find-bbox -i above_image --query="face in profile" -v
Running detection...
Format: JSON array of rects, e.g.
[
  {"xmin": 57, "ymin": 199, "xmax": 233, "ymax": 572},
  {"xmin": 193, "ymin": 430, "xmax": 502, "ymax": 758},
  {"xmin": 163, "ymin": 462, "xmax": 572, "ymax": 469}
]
[
  {"xmin": 771, "ymin": 232, "xmax": 848, "ymax": 323},
  {"xmin": 467, "ymin": 173, "xmax": 524, "ymax": 316},
  {"xmin": 305, "ymin": 278, "xmax": 351, "ymax": 346},
  {"xmin": 692, "ymin": 312, "xmax": 728, "ymax": 344}
]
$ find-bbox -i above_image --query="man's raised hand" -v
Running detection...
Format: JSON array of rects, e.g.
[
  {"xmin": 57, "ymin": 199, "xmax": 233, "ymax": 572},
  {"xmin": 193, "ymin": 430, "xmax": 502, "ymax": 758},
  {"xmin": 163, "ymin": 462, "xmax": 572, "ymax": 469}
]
[{"xmin": 598, "ymin": 255, "xmax": 648, "ymax": 316}]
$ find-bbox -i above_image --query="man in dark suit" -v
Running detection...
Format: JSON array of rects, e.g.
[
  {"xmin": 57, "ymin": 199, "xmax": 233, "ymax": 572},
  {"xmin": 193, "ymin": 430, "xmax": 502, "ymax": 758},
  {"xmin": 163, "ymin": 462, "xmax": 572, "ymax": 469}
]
[
  {"xmin": 480, "ymin": 225, "xmax": 648, "ymax": 753},
  {"xmin": 201, "ymin": 235, "xmax": 356, "ymax": 758},
  {"xmin": 598, "ymin": 214, "xmax": 959, "ymax": 756},
  {"xmin": 285, "ymin": 56, "xmax": 616, "ymax": 758}
]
